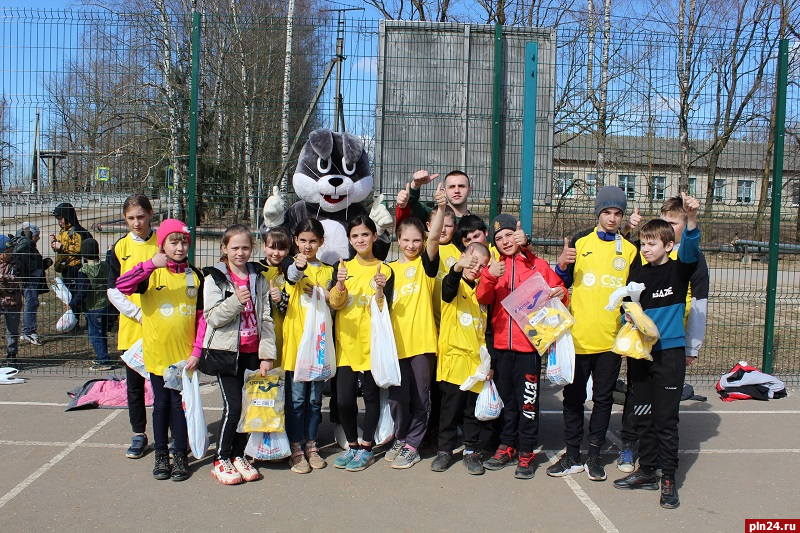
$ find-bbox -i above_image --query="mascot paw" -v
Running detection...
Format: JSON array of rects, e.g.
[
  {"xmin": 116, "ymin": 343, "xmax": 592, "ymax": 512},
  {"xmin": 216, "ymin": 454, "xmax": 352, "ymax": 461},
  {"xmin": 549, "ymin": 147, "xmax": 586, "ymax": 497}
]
[
  {"xmin": 369, "ymin": 193, "xmax": 393, "ymax": 234},
  {"xmin": 262, "ymin": 186, "xmax": 286, "ymax": 227}
]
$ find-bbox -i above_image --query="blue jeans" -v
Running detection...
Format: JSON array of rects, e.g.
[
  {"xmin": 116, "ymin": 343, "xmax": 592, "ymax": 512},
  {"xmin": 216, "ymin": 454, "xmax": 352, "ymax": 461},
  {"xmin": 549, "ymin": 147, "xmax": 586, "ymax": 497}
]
[
  {"xmin": 284, "ymin": 370, "xmax": 323, "ymax": 444},
  {"xmin": 2, "ymin": 305, "xmax": 20, "ymax": 356},
  {"xmin": 85, "ymin": 308, "xmax": 108, "ymax": 363},
  {"xmin": 21, "ymin": 268, "xmax": 43, "ymax": 335}
]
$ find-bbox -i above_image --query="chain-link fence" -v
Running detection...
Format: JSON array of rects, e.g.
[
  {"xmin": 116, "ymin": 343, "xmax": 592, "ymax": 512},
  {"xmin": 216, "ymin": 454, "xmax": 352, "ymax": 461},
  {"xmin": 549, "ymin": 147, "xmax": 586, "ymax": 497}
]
[{"xmin": 1, "ymin": 9, "xmax": 798, "ymax": 382}]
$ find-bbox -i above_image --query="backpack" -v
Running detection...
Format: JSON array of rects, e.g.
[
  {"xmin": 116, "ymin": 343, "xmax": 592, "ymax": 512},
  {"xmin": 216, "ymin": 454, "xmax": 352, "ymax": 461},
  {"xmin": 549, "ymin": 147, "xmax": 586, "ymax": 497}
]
[{"xmin": 5, "ymin": 234, "xmax": 43, "ymax": 279}]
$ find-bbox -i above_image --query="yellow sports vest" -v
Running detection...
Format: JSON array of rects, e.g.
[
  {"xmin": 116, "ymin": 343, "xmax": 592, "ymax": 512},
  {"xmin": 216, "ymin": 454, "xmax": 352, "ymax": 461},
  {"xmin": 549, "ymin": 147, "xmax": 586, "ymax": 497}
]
[
  {"xmin": 569, "ymin": 230, "xmax": 638, "ymax": 354},
  {"xmin": 114, "ymin": 233, "xmax": 158, "ymax": 350},
  {"xmin": 140, "ymin": 267, "xmax": 201, "ymax": 376},
  {"xmin": 437, "ymin": 278, "xmax": 487, "ymax": 393},
  {"xmin": 388, "ymin": 255, "xmax": 437, "ymax": 359},
  {"xmin": 433, "ymin": 242, "xmax": 462, "ymax": 324},
  {"xmin": 262, "ymin": 266, "xmax": 287, "ymax": 366},
  {"xmin": 282, "ymin": 261, "xmax": 334, "ymax": 372},
  {"xmin": 335, "ymin": 258, "xmax": 387, "ymax": 372}
]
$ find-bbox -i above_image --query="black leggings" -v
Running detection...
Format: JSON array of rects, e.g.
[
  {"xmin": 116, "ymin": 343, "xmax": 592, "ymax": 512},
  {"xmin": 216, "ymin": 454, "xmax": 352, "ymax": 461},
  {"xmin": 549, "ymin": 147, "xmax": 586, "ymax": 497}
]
[
  {"xmin": 337, "ymin": 366, "xmax": 380, "ymax": 445},
  {"xmin": 216, "ymin": 352, "xmax": 260, "ymax": 460},
  {"xmin": 125, "ymin": 365, "xmax": 148, "ymax": 434},
  {"xmin": 150, "ymin": 374, "xmax": 187, "ymax": 453}
]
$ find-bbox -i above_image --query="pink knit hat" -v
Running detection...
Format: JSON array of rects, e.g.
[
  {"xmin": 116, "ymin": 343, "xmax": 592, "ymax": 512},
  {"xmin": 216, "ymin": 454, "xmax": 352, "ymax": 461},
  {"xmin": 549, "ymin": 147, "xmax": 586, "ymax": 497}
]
[{"xmin": 157, "ymin": 219, "xmax": 191, "ymax": 248}]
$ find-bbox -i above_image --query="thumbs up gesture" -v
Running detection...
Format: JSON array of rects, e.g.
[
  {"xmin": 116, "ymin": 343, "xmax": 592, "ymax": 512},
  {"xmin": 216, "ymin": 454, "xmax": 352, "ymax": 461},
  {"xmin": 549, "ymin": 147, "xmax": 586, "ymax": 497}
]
[
  {"xmin": 487, "ymin": 255, "xmax": 506, "ymax": 278},
  {"xmin": 558, "ymin": 237, "xmax": 576, "ymax": 270},
  {"xmin": 269, "ymin": 278, "xmax": 282, "ymax": 304},
  {"xmin": 336, "ymin": 258, "xmax": 347, "ymax": 284},
  {"xmin": 628, "ymin": 206, "xmax": 642, "ymax": 230},
  {"xmin": 433, "ymin": 181, "xmax": 446, "ymax": 208},
  {"xmin": 374, "ymin": 263, "xmax": 387, "ymax": 290},
  {"xmin": 682, "ymin": 192, "xmax": 700, "ymax": 228},
  {"xmin": 397, "ymin": 183, "xmax": 411, "ymax": 209},
  {"xmin": 262, "ymin": 185, "xmax": 286, "ymax": 227},
  {"xmin": 513, "ymin": 220, "xmax": 529, "ymax": 247}
]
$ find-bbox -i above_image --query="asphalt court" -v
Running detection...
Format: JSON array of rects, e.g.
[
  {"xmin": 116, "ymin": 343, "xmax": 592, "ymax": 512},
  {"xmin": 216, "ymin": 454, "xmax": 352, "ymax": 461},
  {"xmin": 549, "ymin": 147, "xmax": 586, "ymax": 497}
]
[{"xmin": 1, "ymin": 374, "xmax": 798, "ymax": 532}]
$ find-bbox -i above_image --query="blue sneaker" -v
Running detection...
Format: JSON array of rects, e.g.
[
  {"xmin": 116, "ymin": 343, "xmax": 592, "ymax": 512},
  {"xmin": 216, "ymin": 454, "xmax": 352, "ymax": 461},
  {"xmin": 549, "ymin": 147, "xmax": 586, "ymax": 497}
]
[
  {"xmin": 617, "ymin": 446, "xmax": 635, "ymax": 473},
  {"xmin": 346, "ymin": 449, "xmax": 375, "ymax": 472},
  {"xmin": 334, "ymin": 448, "xmax": 357, "ymax": 469},
  {"xmin": 126, "ymin": 434, "xmax": 148, "ymax": 459}
]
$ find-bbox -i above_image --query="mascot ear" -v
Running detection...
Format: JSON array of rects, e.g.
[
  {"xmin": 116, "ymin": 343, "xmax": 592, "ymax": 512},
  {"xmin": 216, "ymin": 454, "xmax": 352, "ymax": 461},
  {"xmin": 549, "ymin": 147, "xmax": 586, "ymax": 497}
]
[
  {"xmin": 342, "ymin": 132, "xmax": 364, "ymax": 165},
  {"xmin": 308, "ymin": 129, "xmax": 334, "ymax": 160}
]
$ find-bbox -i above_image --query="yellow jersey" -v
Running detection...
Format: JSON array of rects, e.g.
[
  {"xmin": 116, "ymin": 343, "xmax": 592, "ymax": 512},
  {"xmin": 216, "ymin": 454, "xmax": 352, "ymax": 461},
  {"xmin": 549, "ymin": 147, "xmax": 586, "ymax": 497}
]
[
  {"xmin": 434, "ymin": 242, "xmax": 462, "ymax": 324},
  {"xmin": 282, "ymin": 261, "xmax": 334, "ymax": 372},
  {"xmin": 388, "ymin": 252, "xmax": 437, "ymax": 359},
  {"xmin": 261, "ymin": 265, "xmax": 287, "ymax": 366},
  {"xmin": 111, "ymin": 232, "xmax": 158, "ymax": 350}
]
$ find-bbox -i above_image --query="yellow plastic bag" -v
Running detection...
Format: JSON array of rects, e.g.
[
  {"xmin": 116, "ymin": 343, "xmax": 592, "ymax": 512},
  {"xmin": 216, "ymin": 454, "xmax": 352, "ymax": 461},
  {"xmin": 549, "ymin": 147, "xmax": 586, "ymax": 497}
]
[
  {"xmin": 238, "ymin": 369, "xmax": 285, "ymax": 433},
  {"xmin": 520, "ymin": 299, "xmax": 575, "ymax": 355},
  {"xmin": 621, "ymin": 302, "xmax": 659, "ymax": 341},
  {"xmin": 612, "ymin": 322, "xmax": 655, "ymax": 361}
]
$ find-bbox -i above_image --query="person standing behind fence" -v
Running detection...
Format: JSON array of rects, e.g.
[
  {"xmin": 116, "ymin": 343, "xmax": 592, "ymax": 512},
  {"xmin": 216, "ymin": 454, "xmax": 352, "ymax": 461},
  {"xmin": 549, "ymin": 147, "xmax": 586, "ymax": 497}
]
[
  {"xmin": 17, "ymin": 223, "xmax": 50, "ymax": 347},
  {"xmin": 49, "ymin": 202, "xmax": 93, "ymax": 294},
  {"xmin": 67, "ymin": 239, "xmax": 111, "ymax": 371},
  {"xmin": 107, "ymin": 194, "xmax": 159, "ymax": 459},
  {"xmin": 548, "ymin": 186, "xmax": 639, "ymax": 482},
  {"xmin": 0, "ymin": 236, "xmax": 22, "ymax": 362},
  {"xmin": 198, "ymin": 224, "xmax": 277, "ymax": 485},
  {"xmin": 116, "ymin": 219, "xmax": 202, "ymax": 482}
]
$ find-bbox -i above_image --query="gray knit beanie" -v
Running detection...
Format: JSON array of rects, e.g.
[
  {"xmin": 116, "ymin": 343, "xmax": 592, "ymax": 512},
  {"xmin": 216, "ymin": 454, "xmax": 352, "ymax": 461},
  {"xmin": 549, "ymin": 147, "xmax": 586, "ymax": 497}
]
[{"xmin": 594, "ymin": 186, "xmax": 627, "ymax": 216}]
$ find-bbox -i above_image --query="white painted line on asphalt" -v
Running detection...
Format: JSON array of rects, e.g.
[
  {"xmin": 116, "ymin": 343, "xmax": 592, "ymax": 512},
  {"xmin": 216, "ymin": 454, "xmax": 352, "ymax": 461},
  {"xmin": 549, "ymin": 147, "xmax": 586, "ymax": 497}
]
[
  {"xmin": 0, "ymin": 401, "xmax": 67, "ymax": 406},
  {"xmin": 545, "ymin": 451, "xmax": 620, "ymax": 533},
  {"xmin": 0, "ymin": 409, "xmax": 121, "ymax": 511},
  {"xmin": 0, "ymin": 440, "xmax": 123, "ymax": 448}
]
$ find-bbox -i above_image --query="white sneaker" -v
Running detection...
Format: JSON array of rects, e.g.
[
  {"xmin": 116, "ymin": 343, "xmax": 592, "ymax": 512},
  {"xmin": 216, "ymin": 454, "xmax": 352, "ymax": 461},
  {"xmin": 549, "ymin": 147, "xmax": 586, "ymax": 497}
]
[
  {"xmin": 232, "ymin": 456, "xmax": 259, "ymax": 482},
  {"xmin": 211, "ymin": 459, "xmax": 244, "ymax": 485},
  {"xmin": 22, "ymin": 333, "xmax": 43, "ymax": 346}
]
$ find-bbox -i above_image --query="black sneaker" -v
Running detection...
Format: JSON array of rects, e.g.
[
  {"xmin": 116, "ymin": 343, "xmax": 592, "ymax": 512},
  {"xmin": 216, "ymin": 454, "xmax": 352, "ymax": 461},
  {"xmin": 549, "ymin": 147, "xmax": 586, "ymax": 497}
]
[
  {"xmin": 463, "ymin": 452, "xmax": 485, "ymax": 475},
  {"xmin": 153, "ymin": 450, "xmax": 171, "ymax": 480},
  {"xmin": 613, "ymin": 468, "xmax": 659, "ymax": 490},
  {"xmin": 483, "ymin": 445, "xmax": 518, "ymax": 471},
  {"xmin": 171, "ymin": 451, "xmax": 190, "ymax": 482},
  {"xmin": 546, "ymin": 454, "xmax": 584, "ymax": 477},
  {"xmin": 431, "ymin": 451, "xmax": 452, "ymax": 472},
  {"xmin": 660, "ymin": 475, "xmax": 680, "ymax": 509},
  {"xmin": 514, "ymin": 452, "xmax": 536, "ymax": 480},
  {"xmin": 126, "ymin": 434, "xmax": 148, "ymax": 459},
  {"xmin": 585, "ymin": 455, "xmax": 607, "ymax": 481}
]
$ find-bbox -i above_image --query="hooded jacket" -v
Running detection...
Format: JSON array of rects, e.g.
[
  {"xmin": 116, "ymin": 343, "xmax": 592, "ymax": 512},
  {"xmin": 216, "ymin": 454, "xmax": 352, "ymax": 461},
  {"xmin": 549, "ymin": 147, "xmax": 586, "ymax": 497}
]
[
  {"xmin": 52, "ymin": 203, "xmax": 93, "ymax": 272},
  {"xmin": 195, "ymin": 261, "xmax": 277, "ymax": 364},
  {"xmin": 476, "ymin": 249, "xmax": 569, "ymax": 353}
]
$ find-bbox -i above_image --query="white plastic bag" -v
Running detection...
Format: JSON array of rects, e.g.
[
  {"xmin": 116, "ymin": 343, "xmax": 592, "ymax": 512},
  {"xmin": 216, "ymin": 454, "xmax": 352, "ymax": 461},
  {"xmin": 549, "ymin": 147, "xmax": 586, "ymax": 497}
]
[
  {"xmin": 460, "ymin": 345, "xmax": 491, "ymax": 391},
  {"xmin": 374, "ymin": 388, "xmax": 394, "ymax": 445},
  {"xmin": 56, "ymin": 309, "xmax": 77, "ymax": 333},
  {"xmin": 294, "ymin": 286, "xmax": 336, "ymax": 382},
  {"xmin": 121, "ymin": 339, "xmax": 149, "ymax": 379},
  {"xmin": 546, "ymin": 331, "xmax": 575, "ymax": 385},
  {"xmin": 586, "ymin": 375, "xmax": 594, "ymax": 402},
  {"xmin": 52, "ymin": 277, "xmax": 72, "ymax": 304},
  {"xmin": 475, "ymin": 380, "xmax": 503, "ymax": 421},
  {"xmin": 369, "ymin": 297, "xmax": 401, "ymax": 388},
  {"xmin": 181, "ymin": 368, "xmax": 210, "ymax": 459},
  {"xmin": 245, "ymin": 431, "xmax": 291, "ymax": 461}
]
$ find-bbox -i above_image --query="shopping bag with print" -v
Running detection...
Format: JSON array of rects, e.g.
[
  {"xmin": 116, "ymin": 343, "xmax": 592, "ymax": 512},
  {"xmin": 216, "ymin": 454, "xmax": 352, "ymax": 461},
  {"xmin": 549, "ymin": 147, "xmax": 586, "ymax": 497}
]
[
  {"xmin": 474, "ymin": 379, "xmax": 503, "ymax": 421},
  {"xmin": 374, "ymin": 388, "xmax": 394, "ymax": 445},
  {"xmin": 294, "ymin": 286, "xmax": 336, "ymax": 382},
  {"xmin": 546, "ymin": 331, "xmax": 575, "ymax": 385},
  {"xmin": 237, "ymin": 368, "xmax": 286, "ymax": 433},
  {"xmin": 245, "ymin": 430, "xmax": 291, "ymax": 461},
  {"xmin": 121, "ymin": 338, "xmax": 149, "ymax": 379}
]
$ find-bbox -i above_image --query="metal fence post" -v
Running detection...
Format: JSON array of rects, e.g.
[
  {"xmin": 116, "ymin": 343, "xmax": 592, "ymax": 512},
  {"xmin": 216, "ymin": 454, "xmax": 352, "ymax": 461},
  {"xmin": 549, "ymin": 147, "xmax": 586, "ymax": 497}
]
[
  {"xmin": 520, "ymin": 42, "xmax": 538, "ymax": 236},
  {"xmin": 762, "ymin": 38, "xmax": 789, "ymax": 375},
  {"xmin": 489, "ymin": 23, "xmax": 502, "ymax": 224},
  {"xmin": 187, "ymin": 9, "xmax": 201, "ymax": 263}
]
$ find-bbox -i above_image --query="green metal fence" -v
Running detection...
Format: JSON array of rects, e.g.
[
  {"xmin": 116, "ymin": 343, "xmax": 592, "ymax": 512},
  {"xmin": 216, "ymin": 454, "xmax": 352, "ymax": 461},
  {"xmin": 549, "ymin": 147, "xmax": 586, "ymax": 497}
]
[{"xmin": 1, "ymin": 9, "xmax": 798, "ymax": 383}]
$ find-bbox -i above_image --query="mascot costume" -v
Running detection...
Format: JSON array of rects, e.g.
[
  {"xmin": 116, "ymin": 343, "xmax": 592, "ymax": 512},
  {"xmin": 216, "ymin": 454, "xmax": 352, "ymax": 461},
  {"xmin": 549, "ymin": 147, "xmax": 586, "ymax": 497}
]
[{"xmin": 261, "ymin": 128, "xmax": 393, "ymax": 264}]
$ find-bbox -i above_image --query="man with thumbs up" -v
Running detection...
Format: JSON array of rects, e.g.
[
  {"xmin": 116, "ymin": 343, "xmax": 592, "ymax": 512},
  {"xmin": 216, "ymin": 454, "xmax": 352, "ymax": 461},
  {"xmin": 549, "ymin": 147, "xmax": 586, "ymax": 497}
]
[{"xmin": 547, "ymin": 186, "xmax": 640, "ymax": 483}]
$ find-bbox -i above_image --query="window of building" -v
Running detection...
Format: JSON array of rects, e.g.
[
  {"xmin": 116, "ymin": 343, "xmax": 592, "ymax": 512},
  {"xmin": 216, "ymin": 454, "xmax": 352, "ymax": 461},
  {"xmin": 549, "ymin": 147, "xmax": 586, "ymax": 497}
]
[
  {"xmin": 618, "ymin": 175, "xmax": 636, "ymax": 200},
  {"xmin": 585, "ymin": 173, "xmax": 597, "ymax": 197},
  {"xmin": 713, "ymin": 179, "xmax": 726, "ymax": 202},
  {"xmin": 792, "ymin": 182, "xmax": 799, "ymax": 207},
  {"xmin": 737, "ymin": 180, "xmax": 754, "ymax": 205},
  {"xmin": 553, "ymin": 172, "xmax": 574, "ymax": 198},
  {"xmin": 687, "ymin": 177, "xmax": 697, "ymax": 196},
  {"xmin": 653, "ymin": 176, "xmax": 666, "ymax": 201}
]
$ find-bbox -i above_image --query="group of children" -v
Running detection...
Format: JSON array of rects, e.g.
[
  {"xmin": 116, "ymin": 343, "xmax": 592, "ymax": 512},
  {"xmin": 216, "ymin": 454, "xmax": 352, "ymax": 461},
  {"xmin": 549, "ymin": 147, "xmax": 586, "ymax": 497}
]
[{"xmin": 0, "ymin": 178, "xmax": 704, "ymax": 511}]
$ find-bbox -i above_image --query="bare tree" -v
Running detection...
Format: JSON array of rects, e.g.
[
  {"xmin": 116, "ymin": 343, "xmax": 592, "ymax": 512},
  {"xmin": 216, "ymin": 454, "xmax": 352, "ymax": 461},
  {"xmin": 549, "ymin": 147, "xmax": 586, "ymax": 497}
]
[
  {"xmin": 363, "ymin": 0, "xmax": 458, "ymax": 21},
  {"xmin": 0, "ymin": 99, "xmax": 12, "ymax": 189}
]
